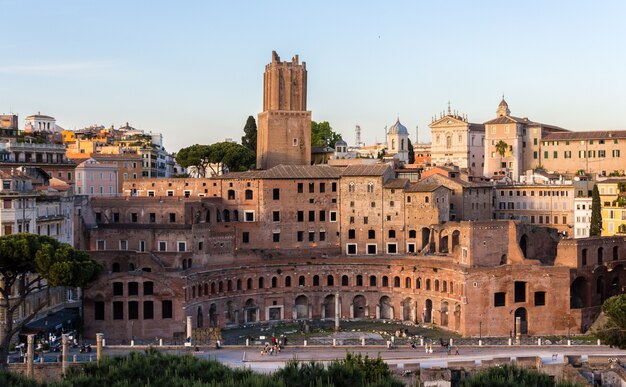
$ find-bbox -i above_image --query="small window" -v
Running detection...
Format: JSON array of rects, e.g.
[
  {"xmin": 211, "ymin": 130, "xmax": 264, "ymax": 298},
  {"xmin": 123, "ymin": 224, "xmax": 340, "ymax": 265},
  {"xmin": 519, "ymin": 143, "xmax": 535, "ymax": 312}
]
[
  {"xmin": 178, "ymin": 241, "xmax": 186, "ymax": 252},
  {"xmin": 242, "ymin": 232, "xmax": 250, "ymax": 243},
  {"xmin": 514, "ymin": 281, "xmax": 526, "ymax": 303},
  {"xmin": 494, "ymin": 292, "xmax": 506, "ymax": 307},
  {"xmin": 297, "ymin": 183, "xmax": 303, "ymax": 193},
  {"xmin": 144, "ymin": 301, "xmax": 154, "ymax": 319},
  {"xmin": 342, "ymin": 275, "xmax": 349, "ymax": 286},
  {"xmin": 113, "ymin": 282, "xmax": 123, "ymax": 296},
  {"xmin": 273, "ymin": 188, "xmax": 280, "ymax": 200},
  {"xmin": 143, "ymin": 282, "xmax": 154, "ymax": 295},
  {"xmin": 308, "ymin": 182, "xmax": 314, "ymax": 193},
  {"xmin": 327, "ymin": 275, "xmax": 334, "ymax": 286},
  {"xmin": 272, "ymin": 232, "xmax": 280, "ymax": 242},
  {"xmin": 346, "ymin": 243, "xmax": 357, "ymax": 255},
  {"xmin": 245, "ymin": 189, "xmax": 253, "ymax": 200},
  {"xmin": 162, "ymin": 300, "xmax": 173, "ymax": 319},
  {"xmin": 169, "ymin": 213, "xmax": 176, "ymax": 222},
  {"xmin": 128, "ymin": 301, "xmax": 139, "ymax": 320},
  {"xmin": 128, "ymin": 282, "xmax": 139, "ymax": 296},
  {"xmin": 273, "ymin": 211, "xmax": 280, "ymax": 222},
  {"xmin": 94, "ymin": 301, "xmax": 105, "ymax": 320},
  {"xmin": 113, "ymin": 301, "xmax": 124, "ymax": 320},
  {"xmin": 534, "ymin": 291, "xmax": 546, "ymax": 306},
  {"xmin": 367, "ymin": 244, "xmax": 377, "ymax": 255}
]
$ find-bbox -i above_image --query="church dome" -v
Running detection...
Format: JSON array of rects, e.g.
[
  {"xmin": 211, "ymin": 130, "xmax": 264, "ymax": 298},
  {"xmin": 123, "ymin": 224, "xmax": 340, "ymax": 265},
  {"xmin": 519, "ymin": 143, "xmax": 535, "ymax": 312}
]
[{"xmin": 387, "ymin": 119, "xmax": 408, "ymax": 135}]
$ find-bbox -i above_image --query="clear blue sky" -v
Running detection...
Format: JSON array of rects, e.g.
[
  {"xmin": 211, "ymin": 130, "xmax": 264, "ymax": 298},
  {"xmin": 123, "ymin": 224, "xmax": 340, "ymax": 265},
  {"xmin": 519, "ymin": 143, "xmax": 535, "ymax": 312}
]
[{"xmin": 2, "ymin": 0, "xmax": 626, "ymax": 152}]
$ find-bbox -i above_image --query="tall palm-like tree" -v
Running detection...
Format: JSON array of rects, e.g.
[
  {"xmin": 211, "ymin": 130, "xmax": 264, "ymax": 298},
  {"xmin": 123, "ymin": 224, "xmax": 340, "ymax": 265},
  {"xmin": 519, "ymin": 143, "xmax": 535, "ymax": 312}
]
[{"xmin": 495, "ymin": 140, "xmax": 509, "ymax": 175}]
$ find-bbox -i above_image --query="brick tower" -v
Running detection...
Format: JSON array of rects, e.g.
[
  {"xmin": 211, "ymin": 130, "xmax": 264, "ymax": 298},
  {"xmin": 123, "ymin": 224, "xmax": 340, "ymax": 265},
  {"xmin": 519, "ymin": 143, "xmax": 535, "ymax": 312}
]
[{"xmin": 256, "ymin": 51, "xmax": 311, "ymax": 170}]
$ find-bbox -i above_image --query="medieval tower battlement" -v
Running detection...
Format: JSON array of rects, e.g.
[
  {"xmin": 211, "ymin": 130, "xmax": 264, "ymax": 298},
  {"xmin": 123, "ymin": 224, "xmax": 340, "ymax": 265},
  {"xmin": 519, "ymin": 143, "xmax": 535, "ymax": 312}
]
[{"xmin": 256, "ymin": 51, "xmax": 312, "ymax": 170}]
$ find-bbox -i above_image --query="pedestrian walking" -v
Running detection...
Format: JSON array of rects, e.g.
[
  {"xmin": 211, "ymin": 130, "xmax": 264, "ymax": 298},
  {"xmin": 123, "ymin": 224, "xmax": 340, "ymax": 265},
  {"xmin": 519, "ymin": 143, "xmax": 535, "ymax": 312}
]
[{"xmin": 454, "ymin": 345, "xmax": 460, "ymax": 355}]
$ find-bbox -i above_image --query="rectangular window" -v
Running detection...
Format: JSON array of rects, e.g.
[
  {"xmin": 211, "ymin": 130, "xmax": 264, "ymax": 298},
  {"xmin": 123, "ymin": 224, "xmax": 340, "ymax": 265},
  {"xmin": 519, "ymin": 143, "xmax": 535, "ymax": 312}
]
[
  {"xmin": 113, "ymin": 301, "xmax": 124, "ymax": 320},
  {"xmin": 331, "ymin": 182, "xmax": 337, "ymax": 192},
  {"xmin": 386, "ymin": 243, "xmax": 398, "ymax": 254},
  {"xmin": 368, "ymin": 230, "xmax": 376, "ymax": 239},
  {"xmin": 363, "ymin": 216, "xmax": 369, "ymax": 224},
  {"xmin": 544, "ymin": 151, "xmax": 548, "ymax": 159},
  {"xmin": 297, "ymin": 183, "xmax": 303, "ymax": 193},
  {"xmin": 139, "ymin": 240, "xmax": 145, "ymax": 252},
  {"xmin": 242, "ymin": 232, "xmax": 249, "ymax": 243},
  {"xmin": 178, "ymin": 241, "xmax": 186, "ymax": 252},
  {"xmin": 158, "ymin": 241, "xmax": 167, "ymax": 252},
  {"xmin": 407, "ymin": 243, "xmax": 416, "ymax": 253},
  {"xmin": 244, "ymin": 211, "xmax": 255, "ymax": 222},
  {"xmin": 119, "ymin": 240, "xmax": 128, "ymax": 251},
  {"xmin": 308, "ymin": 210, "xmax": 315, "ymax": 222},
  {"xmin": 143, "ymin": 282, "xmax": 154, "ymax": 295},
  {"xmin": 113, "ymin": 282, "xmax": 123, "ymax": 296},
  {"xmin": 308, "ymin": 231, "xmax": 315, "ymax": 242},
  {"xmin": 94, "ymin": 301, "xmax": 105, "ymax": 320},
  {"xmin": 143, "ymin": 301, "xmax": 154, "ymax": 319},
  {"xmin": 319, "ymin": 231, "xmax": 326, "ymax": 241},
  {"xmin": 330, "ymin": 211, "xmax": 337, "ymax": 222},
  {"xmin": 319, "ymin": 211, "xmax": 326, "ymax": 222},
  {"xmin": 494, "ymin": 292, "xmax": 506, "ymax": 307},
  {"xmin": 514, "ymin": 281, "xmax": 527, "ymax": 303},
  {"xmin": 297, "ymin": 211, "xmax": 304, "ymax": 222},
  {"xmin": 128, "ymin": 301, "xmax": 139, "ymax": 320},
  {"xmin": 348, "ymin": 229, "xmax": 356, "ymax": 239},
  {"xmin": 308, "ymin": 182, "xmax": 314, "ymax": 193},
  {"xmin": 97, "ymin": 240, "xmax": 105, "ymax": 250},
  {"xmin": 273, "ymin": 211, "xmax": 280, "ymax": 222},
  {"xmin": 320, "ymin": 183, "xmax": 325, "ymax": 193},
  {"xmin": 272, "ymin": 232, "xmax": 280, "ymax": 242},
  {"xmin": 553, "ymin": 151, "xmax": 558, "ymax": 159},
  {"xmin": 149, "ymin": 213, "xmax": 156, "ymax": 223},
  {"xmin": 128, "ymin": 282, "xmax": 139, "ymax": 296},
  {"xmin": 297, "ymin": 231, "xmax": 304, "ymax": 242},
  {"xmin": 273, "ymin": 188, "xmax": 280, "ymax": 200},
  {"xmin": 169, "ymin": 213, "xmax": 176, "ymax": 222},
  {"xmin": 534, "ymin": 291, "xmax": 546, "ymax": 306},
  {"xmin": 113, "ymin": 213, "xmax": 120, "ymax": 223},
  {"xmin": 162, "ymin": 300, "xmax": 173, "ymax": 319},
  {"xmin": 366, "ymin": 244, "xmax": 377, "ymax": 255},
  {"xmin": 346, "ymin": 243, "xmax": 357, "ymax": 255}
]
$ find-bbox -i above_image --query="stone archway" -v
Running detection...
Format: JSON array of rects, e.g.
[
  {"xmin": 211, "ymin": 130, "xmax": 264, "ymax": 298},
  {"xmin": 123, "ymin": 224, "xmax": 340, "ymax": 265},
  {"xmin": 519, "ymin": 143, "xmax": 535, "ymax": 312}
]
[
  {"xmin": 295, "ymin": 295, "xmax": 309, "ymax": 319},
  {"xmin": 225, "ymin": 301, "xmax": 234, "ymax": 325},
  {"xmin": 570, "ymin": 277, "xmax": 589, "ymax": 309},
  {"xmin": 244, "ymin": 299, "xmax": 257, "ymax": 323},
  {"xmin": 323, "ymin": 295, "xmax": 336, "ymax": 319},
  {"xmin": 519, "ymin": 234, "xmax": 528, "ymax": 258},
  {"xmin": 353, "ymin": 295, "xmax": 366, "ymax": 318},
  {"xmin": 197, "ymin": 306, "xmax": 204, "ymax": 328},
  {"xmin": 402, "ymin": 298, "xmax": 413, "ymax": 322},
  {"xmin": 421, "ymin": 228, "xmax": 431, "ymax": 250},
  {"xmin": 379, "ymin": 296, "xmax": 393, "ymax": 320},
  {"xmin": 208, "ymin": 303, "xmax": 217, "ymax": 327},
  {"xmin": 451, "ymin": 230, "xmax": 460, "ymax": 251},
  {"xmin": 514, "ymin": 307, "xmax": 528, "ymax": 335},
  {"xmin": 424, "ymin": 299, "xmax": 433, "ymax": 323}
]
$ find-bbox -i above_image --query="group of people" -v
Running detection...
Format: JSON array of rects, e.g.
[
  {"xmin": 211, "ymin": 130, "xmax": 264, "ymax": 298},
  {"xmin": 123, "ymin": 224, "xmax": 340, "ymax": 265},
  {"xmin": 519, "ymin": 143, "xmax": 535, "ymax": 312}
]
[
  {"xmin": 260, "ymin": 334, "xmax": 286, "ymax": 356},
  {"xmin": 408, "ymin": 337, "xmax": 460, "ymax": 355}
]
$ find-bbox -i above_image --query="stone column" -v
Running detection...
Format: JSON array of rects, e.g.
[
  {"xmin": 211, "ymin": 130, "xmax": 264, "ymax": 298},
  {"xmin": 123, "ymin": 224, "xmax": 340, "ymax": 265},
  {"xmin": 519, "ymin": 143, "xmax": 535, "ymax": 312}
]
[
  {"xmin": 26, "ymin": 334, "xmax": 35, "ymax": 378},
  {"xmin": 334, "ymin": 293, "xmax": 340, "ymax": 332},
  {"xmin": 96, "ymin": 333, "xmax": 104, "ymax": 364},
  {"xmin": 61, "ymin": 334, "xmax": 69, "ymax": 373},
  {"xmin": 186, "ymin": 316, "xmax": 192, "ymax": 341}
]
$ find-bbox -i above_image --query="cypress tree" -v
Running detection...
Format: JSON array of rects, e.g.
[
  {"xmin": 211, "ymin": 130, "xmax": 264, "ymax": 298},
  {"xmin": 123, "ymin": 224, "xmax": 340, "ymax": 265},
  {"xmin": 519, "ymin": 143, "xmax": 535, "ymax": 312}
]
[
  {"xmin": 241, "ymin": 116, "xmax": 257, "ymax": 153},
  {"xmin": 590, "ymin": 184, "xmax": 603, "ymax": 237}
]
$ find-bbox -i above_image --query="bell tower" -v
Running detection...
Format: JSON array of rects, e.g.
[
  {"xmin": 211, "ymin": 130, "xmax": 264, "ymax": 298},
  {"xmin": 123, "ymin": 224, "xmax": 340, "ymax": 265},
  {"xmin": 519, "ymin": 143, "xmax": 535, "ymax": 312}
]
[{"xmin": 256, "ymin": 51, "xmax": 312, "ymax": 170}]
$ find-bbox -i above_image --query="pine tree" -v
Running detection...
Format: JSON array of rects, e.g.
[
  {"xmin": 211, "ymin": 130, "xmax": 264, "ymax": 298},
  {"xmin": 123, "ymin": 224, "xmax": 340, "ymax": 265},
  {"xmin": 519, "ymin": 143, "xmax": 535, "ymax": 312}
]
[
  {"xmin": 241, "ymin": 116, "xmax": 257, "ymax": 152},
  {"xmin": 590, "ymin": 184, "xmax": 602, "ymax": 237}
]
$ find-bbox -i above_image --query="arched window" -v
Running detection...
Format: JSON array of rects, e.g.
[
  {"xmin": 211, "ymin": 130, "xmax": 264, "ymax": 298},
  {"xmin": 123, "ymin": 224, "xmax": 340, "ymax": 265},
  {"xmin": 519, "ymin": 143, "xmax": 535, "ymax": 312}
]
[
  {"xmin": 425, "ymin": 196, "xmax": 429, "ymax": 204},
  {"xmin": 394, "ymin": 276, "xmax": 400, "ymax": 287},
  {"xmin": 285, "ymin": 276, "xmax": 292, "ymax": 287},
  {"xmin": 227, "ymin": 190, "xmax": 235, "ymax": 200},
  {"xmin": 450, "ymin": 282, "xmax": 454, "ymax": 294},
  {"xmin": 446, "ymin": 136, "xmax": 452, "ymax": 149},
  {"xmin": 203, "ymin": 283, "xmax": 209, "ymax": 295},
  {"xmin": 112, "ymin": 262, "xmax": 120, "ymax": 272},
  {"xmin": 367, "ymin": 182, "xmax": 374, "ymax": 193},
  {"xmin": 236, "ymin": 279, "xmax": 242, "ymax": 291},
  {"xmin": 271, "ymin": 276, "xmax": 277, "ymax": 288},
  {"xmin": 369, "ymin": 275, "xmax": 377, "ymax": 287},
  {"xmin": 405, "ymin": 277, "xmax": 411, "ymax": 288},
  {"xmin": 342, "ymin": 275, "xmax": 349, "ymax": 286},
  {"xmin": 313, "ymin": 275, "xmax": 320, "ymax": 286},
  {"xmin": 223, "ymin": 209, "xmax": 230, "ymax": 222},
  {"xmin": 401, "ymin": 139, "xmax": 405, "ymax": 151},
  {"xmin": 382, "ymin": 276, "xmax": 389, "ymax": 287},
  {"xmin": 434, "ymin": 280, "xmax": 440, "ymax": 291},
  {"xmin": 258, "ymin": 277, "xmax": 264, "ymax": 289},
  {"xmin": 356, "ymin": 275, "xmax": 363, "ymax": 286},
  {"xmin": 246, "ymin": 278, "xmax": 252, "ymax": 290},
  {"xmin": 442, "ymin": 281, "xmax": 447, "ymax": 292},
  {"xmin": 299, "ymin": 276, "xmax": 305, "ymax": 286},
  {"xmin": 598, "ymin": 247, "xmax": 604, "ymax": 264},
  {"xmin": 426, "ymin": 279, "xmax": 431, "ymax": 290},
  {"xmin": 407, "ymin": 196, "xmax": 412, "ymax": 203},
  {"xmin": 245, "ymin": 189, "xmax": 253, "ymax": 200},
  {"xmin": 128, "ymin": 263, "xmax": 135, "ymax": 271},
  {"xmin": 391, "ymin": 139, "xmax": 395, "ymax": 150},
  {"xmin": 327, "ymin": 275, "xmax": 334, "ymax": 286},
  {"xmin": 218, "ymin": 281, "xmax": 223, "ymax": 293},
  {"xmin": 348, "ymin": 183, "xmax": 355, "ymax": 193},
  {"xmin": 211, "ymin": 282, "xmax": 216, "ymax": 294},
  {"xmin": 416, "ymin": 277, "xmax": 421, "ymax": 289},
  {"xmin": 233, "ymin": 210, "xmax": 239, "ymax": 222}
]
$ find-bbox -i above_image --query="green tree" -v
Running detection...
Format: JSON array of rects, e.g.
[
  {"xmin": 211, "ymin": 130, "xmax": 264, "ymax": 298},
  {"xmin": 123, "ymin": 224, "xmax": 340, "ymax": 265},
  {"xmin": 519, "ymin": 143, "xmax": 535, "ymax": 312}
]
[
  {"xmin": 595, "ymin": 294, "xmax": 626, "ymax": 349},
  {"xmin": 176, "ymin": 142, "xmax": 255, "ymax": 176},
  {"xmin": 407, "ymin": 139, "xmax": 415, "ymax": 164},
  {"xmin": 0, "ymin": 234, "xmax": 101, "ymax": 366},
  {"xmin": 590, "ymin": 184, "xmax": 602, "ymax": 237},
  {"xmin": 175, "ymin": 144, "xmax": 212, "ymax": 177},
  {"xmin": 495, "ymin": 140, "xmax": 508, "ymax": 174},
  {"xmin": 311, "ymin": 121, "xmax": 342, "ymax": 148},
  {"xmin": 241, "ymin": 116, "xmax": 257, "ymax": 153}
]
